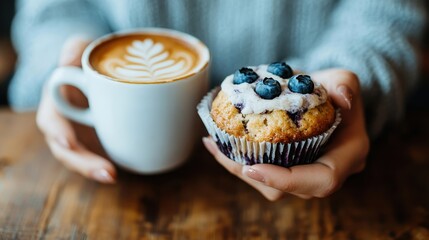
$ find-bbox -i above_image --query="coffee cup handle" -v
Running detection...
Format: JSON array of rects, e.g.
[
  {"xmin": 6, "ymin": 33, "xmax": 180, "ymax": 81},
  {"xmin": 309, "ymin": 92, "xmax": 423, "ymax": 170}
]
[{"xmin": 47, "ymin": 66, "xmax": 93, "ymax": 126}]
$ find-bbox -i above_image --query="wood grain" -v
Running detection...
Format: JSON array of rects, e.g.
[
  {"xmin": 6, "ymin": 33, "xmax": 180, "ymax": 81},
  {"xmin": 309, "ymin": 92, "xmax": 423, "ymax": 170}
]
[{"xmin": 0, "ymin": 108, "xmax": 429, "ymax": 240}]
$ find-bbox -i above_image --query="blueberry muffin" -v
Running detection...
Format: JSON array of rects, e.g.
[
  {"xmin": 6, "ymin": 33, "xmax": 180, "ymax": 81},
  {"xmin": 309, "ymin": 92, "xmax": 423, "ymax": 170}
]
[
  {"xmin": 211, "ymin": 63, "xmax": 336, "ymax": 143},
  {"xmin": 198, "ymin": 62, "xmax": 340, "ymax": 167}
]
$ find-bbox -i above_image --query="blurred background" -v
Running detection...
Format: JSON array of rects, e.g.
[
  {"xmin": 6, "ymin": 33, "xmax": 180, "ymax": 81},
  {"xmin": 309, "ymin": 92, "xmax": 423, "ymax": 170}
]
[
  {"xmin": 0, "ymin": 0, "xmax": 16, "ymax": 106},
  {"xmin": 0, "ymin": 1, "xmax": 428, "ymax": 108}
]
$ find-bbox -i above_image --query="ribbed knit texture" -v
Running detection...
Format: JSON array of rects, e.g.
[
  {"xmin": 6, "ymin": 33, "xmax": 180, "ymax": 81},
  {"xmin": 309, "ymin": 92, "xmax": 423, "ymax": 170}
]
[{"xmin": 9, "ymin": 0, "xmax": 428, "ymax": 137}]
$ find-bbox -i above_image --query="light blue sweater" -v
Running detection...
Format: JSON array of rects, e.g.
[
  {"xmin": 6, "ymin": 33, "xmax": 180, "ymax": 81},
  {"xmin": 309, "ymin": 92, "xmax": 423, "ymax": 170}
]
[{"xmin": 10, "ymin": 0, "xmax": 428, "ymax": 137}]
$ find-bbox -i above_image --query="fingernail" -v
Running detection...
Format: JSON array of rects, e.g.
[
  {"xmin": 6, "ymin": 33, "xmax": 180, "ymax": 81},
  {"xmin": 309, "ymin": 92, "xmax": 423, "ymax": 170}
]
[
  {"xmin": 91, "ymin": 169, "xmax": 115, "ymax": 183},
  {"xmin": 202, "ymin": 137, "xmax": 217, "ymax": 155},
  {"xmin": 55, "ymin": 136, "xmax": 70, "ymax": 149},
  {"xmin": 243, "ymin": 165, "xmax": 265, "ymax": 183},
  {"xmin": 337, "ymin": 85, "xmax": 353, "ymax": 110}
]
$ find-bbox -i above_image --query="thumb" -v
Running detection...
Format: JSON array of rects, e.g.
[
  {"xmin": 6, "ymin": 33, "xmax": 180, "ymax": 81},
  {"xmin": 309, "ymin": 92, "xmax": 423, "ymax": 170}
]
[
  {"xmin": 333, "ymin": 84, "xmax": 353, "ymax": 110},
  {"xmin": 58, "ymin": 36, "xmax": 92, "ymax": 106},
  {"xmin": 311, "ymin": 69, "xmax": 360, "ymax": 110},
  {"xmin": 59, "ymin": 36, "xmax": 92, "ymax": 67}
]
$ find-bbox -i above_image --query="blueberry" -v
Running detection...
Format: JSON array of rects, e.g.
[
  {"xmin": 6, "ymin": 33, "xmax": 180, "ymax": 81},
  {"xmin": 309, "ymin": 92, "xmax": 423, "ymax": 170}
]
[
  {"xmin": 267, "ymin": 62, "xmax": 293, "ymax": 78},
  {"xmin": 233, "ymin": 67, "xmax": 259, "ymax": 84},
  {"xmin": 286, "ymin": 110, "xmax": 305, "ymax": 126},
  {"xmin": 288, "ymin": 75, "xmax": 314, "ymax": 94},
  {"xmin": 234, "ymin": 103, "xmax": 244, "ymax": 112},
  {"xmin": 255, "ymin": 78, "xmax": 282, "ymax": 99}
]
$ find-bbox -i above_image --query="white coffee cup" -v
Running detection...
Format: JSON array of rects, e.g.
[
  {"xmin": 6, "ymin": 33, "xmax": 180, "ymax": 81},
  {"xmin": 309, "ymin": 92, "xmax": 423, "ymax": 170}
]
[{"xmin": 47, "ymin": 28, "xmax": 210, "ymax": 174}]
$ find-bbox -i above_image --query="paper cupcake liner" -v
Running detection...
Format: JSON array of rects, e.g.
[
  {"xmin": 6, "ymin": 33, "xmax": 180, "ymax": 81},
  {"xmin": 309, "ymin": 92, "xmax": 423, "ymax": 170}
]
[{"xmin": 197, "ymin": 88, "xmax": 342, "ymax": 167}]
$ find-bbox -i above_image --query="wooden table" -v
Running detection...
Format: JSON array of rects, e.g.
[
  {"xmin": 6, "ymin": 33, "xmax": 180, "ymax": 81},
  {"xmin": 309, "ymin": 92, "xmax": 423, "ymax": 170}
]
[{"xmin": 0, "ymin": 108, "xmax": 429, "ymax": 240}]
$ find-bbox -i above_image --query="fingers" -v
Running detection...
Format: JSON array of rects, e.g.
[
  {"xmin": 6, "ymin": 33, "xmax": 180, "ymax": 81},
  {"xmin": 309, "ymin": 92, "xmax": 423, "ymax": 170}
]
[
  {"xmin": 320, "ymin": 130, "xmax": 369, "ymax": 174},
  {"xmin": 202, "ymin": 137, "xmax": 241, "ymax": 175},
  {"xmin": 57, "ymin": 36, "xmax": 92, "ymax": 107},
  {"xmin": 202, "ymin": 135, "xmax": 366, "ymax": 199},
  {"xmin": 36, "ymin": 87, "xmax": 78, "ymax": 149},
  {"xmin": 37, "ymin": 90, "xmax": 117, "ymax": 183},
  {"xmin": 243, "ymin": 163, "xmax": 339, "ymax": 198},
  {"xmin": 47, "ymin": 138, "xmax": 116, "ymax": 183},
  {"xmin": 202, "ymin": 137, "xmax": 285, "ymax": 201},
  {"xmin": 36, "ymin": 36, "xmax": 115, "ymax": 183},
  {"xmin": 336, "ymin": 85, "xmax": 353, "ymax": 110},
  {"xmin": 202, "ymin": 135, "xmax": 363, "ymax": 199},
  {"xmin": 311, "ymin": 69, "xmax": 359, "ymax": 111},
  {"xmin": 311, "ymin": 69, "xmax": 360, "ymax": 95},
  {"xmin": 202, "ymin": 69, "xmax": 369, "ymax": 199},
  {"xmin": 37, "ymin": 34, "xmax": 90, "ymax": 141},
  {"xmin": 242, "ymin": 126, "xmax": 369, "ymax": 197},
  {"xmin": 311, "ymin": 69, "xmax": 367, "ymax": 136},
  {"xmin": 59, "ymin": 36, "xmax": 92, "ymax": 67}
]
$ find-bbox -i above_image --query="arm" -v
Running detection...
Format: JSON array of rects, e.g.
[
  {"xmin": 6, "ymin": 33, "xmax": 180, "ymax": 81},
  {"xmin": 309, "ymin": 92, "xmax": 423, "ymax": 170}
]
[
  {"xmin": 12, "ymin": 1, "xmax": 116, "ymax": 182},
  {"xmin": 288, "ymin": 0, "xmax": 427, "ymax": 137},
  {"xmin": 9, "ymin": 0, "xmax": 110, "ymax": 110},
  {"xmin": 205, "ymin": 69, "xmax": 369, "ymax": 200},
  {"xmin": 205, "ymin": 0, "xmax": 426, "ymax": 200}
]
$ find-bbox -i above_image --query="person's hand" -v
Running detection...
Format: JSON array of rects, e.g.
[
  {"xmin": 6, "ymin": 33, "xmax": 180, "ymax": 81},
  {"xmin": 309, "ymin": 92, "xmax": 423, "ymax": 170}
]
[
  {"xmin": 203, "ymin": 69, "xmax": 369, "ymax": 200},
  {"xmin": 36, "ymin": 36, "xmax": 116, "ymax": 183}
]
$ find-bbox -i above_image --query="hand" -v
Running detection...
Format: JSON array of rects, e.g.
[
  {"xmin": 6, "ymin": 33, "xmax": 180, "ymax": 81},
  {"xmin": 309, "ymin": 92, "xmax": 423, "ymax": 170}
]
[
  {"xmin": 0, "ymin": 38, "xmax": 16, "ymax": 82},
  {"xmin": 37, "ymin": 36, "xmax": 116, "ymax": 183},
  {"xmin": 203, "ymin": 69, "xmax": 369, "ymax": 200}
]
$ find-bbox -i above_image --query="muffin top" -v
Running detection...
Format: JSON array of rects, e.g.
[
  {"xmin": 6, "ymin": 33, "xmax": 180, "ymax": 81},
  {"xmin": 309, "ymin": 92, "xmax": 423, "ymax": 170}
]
[
  {"xmin": 221, "ymin": 64, "xmax": 328, "ymax": 114},
  {"xmin": 211, "ymin": 62, "xmax": 336, "ymax": 143}
]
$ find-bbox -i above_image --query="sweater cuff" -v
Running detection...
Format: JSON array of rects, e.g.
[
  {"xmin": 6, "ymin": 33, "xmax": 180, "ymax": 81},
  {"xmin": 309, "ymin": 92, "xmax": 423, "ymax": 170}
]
[{"xmin": 9, "ymin": 21, "xmax": 109, "ymax": 111}]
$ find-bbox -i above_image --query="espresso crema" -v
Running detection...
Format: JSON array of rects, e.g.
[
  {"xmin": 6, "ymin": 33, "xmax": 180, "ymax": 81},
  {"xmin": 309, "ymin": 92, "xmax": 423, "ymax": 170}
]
[{"xmin": 90, "ymin": 34, "xmax": 202, "ymax": 83}]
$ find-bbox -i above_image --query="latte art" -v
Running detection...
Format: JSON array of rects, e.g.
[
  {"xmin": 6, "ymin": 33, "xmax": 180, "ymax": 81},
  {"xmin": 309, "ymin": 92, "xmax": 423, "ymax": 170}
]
[
  {"xmin": 103, "ymin": 39, "xmax": 194, "ymax": 82},
  {"xmin": 89, "ymin": 33, "xmax": 202, "ymax": 83}
]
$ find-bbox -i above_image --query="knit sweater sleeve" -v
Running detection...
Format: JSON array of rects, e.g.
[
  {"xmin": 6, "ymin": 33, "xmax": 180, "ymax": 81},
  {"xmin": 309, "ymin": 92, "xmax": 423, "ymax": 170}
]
[
  {"xmin": 287, "ymin": 0, "xmax": 427, "ymax": 137},
  {"xmin": 9, "ymin": 0, "xmax": 110, "ymax": 111}
]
